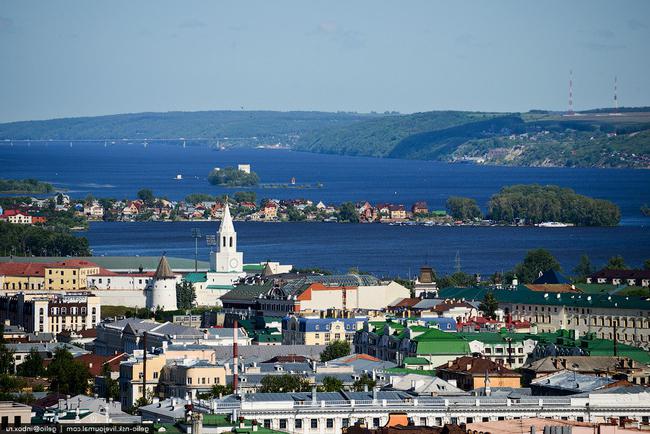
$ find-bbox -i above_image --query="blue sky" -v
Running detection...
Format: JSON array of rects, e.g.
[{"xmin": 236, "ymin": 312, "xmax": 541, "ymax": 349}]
[{"xmin": 0, "ymin": 0, "xmax": 649, "ymax": 122}]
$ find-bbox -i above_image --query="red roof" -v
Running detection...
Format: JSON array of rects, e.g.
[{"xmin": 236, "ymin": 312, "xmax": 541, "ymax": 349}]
[
  {"xmin": 0, "ymin": 262, "xmax": 47, "ymax": 277},
  {"xmin": 391, "ymin": 298, "xmax": 422, "ymax": 308},
  {"xmin": 74, "ymin": 353, "xmax": 126, "ymax": 376},
  {"xmin": 1, "ymin": 209, "xmax": 30, "ymax": 217},
  {"xmin": 49, "ymin": 259, "xmax": 99, "ymax": 269},
  {"xmin": 336, "ymin": 354, "xmax": 381, "ymax": 363}
]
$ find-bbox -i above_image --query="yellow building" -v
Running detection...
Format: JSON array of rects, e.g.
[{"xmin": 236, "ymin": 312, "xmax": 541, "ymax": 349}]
[
  {"xmin": 0, "ymin": 263, "xmax": 46, "ymax": 291},
  {"xmin": 44, "ymin": 260, "xmax": 100, "ymax": 291},
  {"xmin": 160, "ymin": 360, "xmax": 228, "ymax": 399},
  {"xmin": 0, "ymin": 260, "xmax": 101, "ymax": 292},
  {"xmin": 119, "ymin": 352, "xmax": 167, "ymax": 409}
]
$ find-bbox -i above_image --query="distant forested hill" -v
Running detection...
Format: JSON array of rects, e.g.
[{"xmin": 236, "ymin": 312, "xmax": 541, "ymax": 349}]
[
  {"xmin": 0, "ymin": 111, "xmax": 375, "ymax": 142},
  {"xmin": 295, "ymin": 109, "xmax": 650, "ymax": 168}
]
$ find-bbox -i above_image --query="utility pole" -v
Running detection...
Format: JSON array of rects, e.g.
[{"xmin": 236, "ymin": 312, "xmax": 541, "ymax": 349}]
[
  {"xmin": 142, "ymin": 331, "xmax": 147, "ymax": 404},
  {"xmin": 233, "ymin": 320, "xmax": 239, "ymax": 395}
]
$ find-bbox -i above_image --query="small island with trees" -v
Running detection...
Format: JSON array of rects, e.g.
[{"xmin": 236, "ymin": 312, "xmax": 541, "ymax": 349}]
[
  {"xmin": 0, "ymin": 178, "xmax": 55, "ymax": 194},
  {"xmin": 207, "ymin": 167, "xmax": 259, "ymax": 187}
]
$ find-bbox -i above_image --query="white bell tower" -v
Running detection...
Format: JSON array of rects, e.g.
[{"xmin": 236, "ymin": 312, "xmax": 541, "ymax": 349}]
[{"xmin": 210, "ymin": 203, "xmax": 243, "ymax": 273}]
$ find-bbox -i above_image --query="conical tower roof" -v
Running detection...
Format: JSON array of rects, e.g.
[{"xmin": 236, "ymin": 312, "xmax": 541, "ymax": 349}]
[
  {"xmin": 262, "ymin": 262, "xmax": 274, "ymax": 278},
  {"xmin": 154, "ymin": 255, "xmax": 175, "ymax": 279},
  {"xmin": 218, "ymin": 202, "xmax": 235, "ymax": 234}
]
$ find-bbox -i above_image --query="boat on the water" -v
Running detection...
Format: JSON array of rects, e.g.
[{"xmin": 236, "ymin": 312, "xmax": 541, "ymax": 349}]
[
  {"xmin": 175, "ymin": 174, "xmax": 183, "ymax": 180},
  {"xmin": 536, "ymin": 222, "xmax": 574, "ymax": 228}
]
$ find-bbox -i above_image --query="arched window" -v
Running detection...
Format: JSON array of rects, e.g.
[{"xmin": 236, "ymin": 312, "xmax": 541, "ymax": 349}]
[
  {"xmin": 222, "ymin": 236, "xmax": 226, "ymax": 247},
  {"xmin": 229, "ymin": 237, "xmax": 233, "ymax": 247}
]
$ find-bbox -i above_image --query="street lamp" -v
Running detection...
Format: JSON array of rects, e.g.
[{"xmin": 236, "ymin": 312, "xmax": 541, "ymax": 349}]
[{"xmin": 191, "ymin": 228, "xmax": 202, "ymax": 272}]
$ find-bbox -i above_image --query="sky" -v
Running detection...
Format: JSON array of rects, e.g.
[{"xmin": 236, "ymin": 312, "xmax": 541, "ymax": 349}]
[{"xmin": 0, "ymin": 0, "xmax": 649, "ymax": 122}]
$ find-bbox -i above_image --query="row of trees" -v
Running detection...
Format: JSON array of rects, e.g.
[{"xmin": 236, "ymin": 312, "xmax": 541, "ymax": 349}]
[
  {"xmin": 208, "ymin": 167, "xmax": 260, "ymax": 187},
  {"xmin": 0, "ymin": 222, "xmax": 91, "ymax": 257}
]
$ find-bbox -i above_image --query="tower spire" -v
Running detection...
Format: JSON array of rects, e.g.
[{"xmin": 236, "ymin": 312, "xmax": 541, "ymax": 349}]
[{"xmin": 567, "ymin": 69, "xmax": 574, "ymax": 115}]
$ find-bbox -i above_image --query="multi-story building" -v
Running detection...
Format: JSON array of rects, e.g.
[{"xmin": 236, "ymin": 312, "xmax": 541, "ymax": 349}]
[
  {"xmin": 282, "ymin": 316, "xmax": 367, "ymax": 345},
  {"xmin": 439, "ymin": 285, "xmax": 650, "ymax": 350},
  {"xmin": 87, "ymin": 270, "xmax": 154, "ymax": 291},
  {"xmin": 119, "ymin": 351, "xmax": 167, "ymax": 409},
  {"xmin": 159, "ymin": 359, "xmax": 227, "ymax": 399},
  {"xmin": 141, "ymin": 388, "xmax": 650, "ymax": 432},
  {"xmin": 355, "ymin": 319, "xmax": 537, "ymax": 368},
  {"xmin": 0, "ymin": 291, "xmax": 100, "ymax": 333},
  {"xmin": 435, "ymin": 356, "xmax": 522, "ymax": 391},
  {"xmin": 0, "ymin": 262, "xmax": 46, "ymax": 291},
  {"xmin": 587, "ymin": 269, "xmax": 650, "ymax": 287},
  {"xmin": 95, "ymin": 317, "xmax": 250, "ymax": 356},
  {"xmin": 44, "ymin": 260, "xmax": 101, "ymax": 291}
]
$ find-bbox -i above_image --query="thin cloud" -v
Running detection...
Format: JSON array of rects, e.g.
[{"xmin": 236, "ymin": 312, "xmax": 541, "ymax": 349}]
[
  {"xmin": 317, "ymin": 21, "xmax": 338, "ymax": 34},
  {"xmin": 627, "ymin": 18, "xmax": 647, "ymax": 30},
  {"xmin": 179, "ymin": 19, "xmax": 207, "ymax": 29},
  {"xmin": 581, "ymin": 41, "xmax": 626, "ymax": 52},
  {"xmin": 0, "ymin": 16, "xmax": 15, "ymax": 33}
]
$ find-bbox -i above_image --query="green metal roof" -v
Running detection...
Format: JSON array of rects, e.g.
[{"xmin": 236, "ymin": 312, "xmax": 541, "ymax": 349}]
[
  {"xmin": 438, "ymin": 285, "xmax": 650, "ymax": 311},
  {"xmin": 243, "ymin": 264, "xmax": 265, "ymax": 272},
  {"xmin": 403, "ymin": 357, "xmax": 431, "ymax": 365},
  {"xmin": 384, "ymin": 367, "xmax": 438, "ymax": 377},
  {"xmin": 416, "ymin": 340, "xmax": 470, "ymax": 355},
  {"xmin": 255, "ymin": 333, "xmax": 283, "ymax": 343},
  {"xmin": 221, "ymin": 282, "xmax": 273, "ymax": 301},
  {"xmin": 184, "ymin": 272, "xmax": 207, "ymax": 283},
  {"xmin": 206, "ymin": 284, "xmax": 235, "ymax": 290}
]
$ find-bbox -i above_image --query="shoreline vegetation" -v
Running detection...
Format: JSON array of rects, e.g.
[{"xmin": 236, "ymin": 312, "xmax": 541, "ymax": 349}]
[
  {"xmin": 0, "ymin": 184, "xmax": 621, "ymax": 229},
  {"xmin": 207, "ymin": 166, "xmax": 259, "ymax": 187},
  {"xmin": 0, "ymin": 178, "xmax": 55, "ymax": 194}
]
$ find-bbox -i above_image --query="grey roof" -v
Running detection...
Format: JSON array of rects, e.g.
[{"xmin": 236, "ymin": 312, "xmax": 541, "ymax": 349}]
[
  {"xmin": 280, "ymin": 274, "xmax": 381, "ymax": 295},
  {"xmin": 221, "ymin": 282, "xmax": 273, "ymax": 301},
  {"xmin": 413, "ymin": 299, "xmax": 445, "ymax": 309},
  {"xmin": 388, "ymin": 374, "xmax": 466, "ymax": 396},
  {"xmin": 7, "ymin": 342, "xmax": 89, "ymax": 357},
  {"xmin": 522, "ymin": 356, "xmax": 627, "ymax": 374},
  {"xmin": 530, "ymin": 370, "xmax": 617, "ymax": 393},
  {"xmin": 212, "ymin": 345, "xmax": 326, "ymax": 362}
]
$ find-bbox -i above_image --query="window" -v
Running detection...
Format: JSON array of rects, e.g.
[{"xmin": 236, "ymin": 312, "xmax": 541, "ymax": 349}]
[
  {"xmin": 263, "ymin": 420, "xmax": 270, "ymax": 429},
  {"xmin": 311, "ymin": 419, "xmax": 318, "ymax": 429},
  {"xmin": 419, "ymin": 418, "xmax": 426, "ymax": 426},
  {"xmin": 373, "ymin": 418, "xmax": 380, "ymax": 427},
  {"xmin": 326, "ymin": 419, "xmax": 334, "ymax": 429},
  {"xmin": 153, "ymin": 372, "xmax": 158, "ymax": 379},
  {"xmin": 295, "ymin": 420, "xmax": 302, "ymax": 429},
  {"xmin": 279, "ymin": 419, "xmax": 287, "ymax": 430},
  {"xmin": 342, "ymin": 419, "xmax": 349, "ymax": 428}
]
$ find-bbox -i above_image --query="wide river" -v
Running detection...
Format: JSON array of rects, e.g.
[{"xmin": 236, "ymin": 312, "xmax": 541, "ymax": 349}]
[{"xmin": 1, "ymin": 142, "xmax": 649, "ymax": 275}]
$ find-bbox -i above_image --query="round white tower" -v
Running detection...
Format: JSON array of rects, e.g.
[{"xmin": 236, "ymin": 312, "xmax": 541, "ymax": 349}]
[{"xmin": 147, "ymin": 256, "xmax": 178, "ymax": 311}]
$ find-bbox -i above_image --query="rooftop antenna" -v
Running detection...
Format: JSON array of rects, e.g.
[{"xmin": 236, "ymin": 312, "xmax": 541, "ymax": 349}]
[
  {"xmin": 567, "ymin": 69, "xmax": 574, "ymax": 115},
  {"xmin": 614, "ymin": 76, "xmax": 619, "ymax": 112}
]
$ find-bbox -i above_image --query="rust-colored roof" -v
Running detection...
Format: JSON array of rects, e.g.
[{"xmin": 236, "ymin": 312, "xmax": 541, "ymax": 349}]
[
  {"xmin": 337, "ymin": 354, "xmax": 381, "ymax": 363},
  {"xmin": 526, "ymin": 284, "xmax": 580, "ymax": 293},
  {"xmin": 75, "ymin": 353, "xmax": 126, "ymax": 376},
  {"xmin": 436, "ymin": 356, "xmax": 520, "ymax": 377},
  {"xmin": 48, "ymin": 259, "xmax": 99, "ymax": 269},
  {"xmin": 0, "ymin": 262, "xmax": 47, "ymax": 277},
  {"xmin": 391, "ymin": 298, "xmax": 421, "ymax": 308}
]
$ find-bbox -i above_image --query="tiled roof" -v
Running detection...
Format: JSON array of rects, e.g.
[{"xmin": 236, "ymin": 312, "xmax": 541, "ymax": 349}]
[
  {"xmin": 221, "ymin": 282, "xmax": 273, "ymax": 301},
  {"xmin": 437, "ymin": 356, "xmax": 520, "ymax": 377}
]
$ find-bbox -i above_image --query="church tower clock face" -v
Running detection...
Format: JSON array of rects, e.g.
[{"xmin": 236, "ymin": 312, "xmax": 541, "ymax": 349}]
[{"xmin": 230, "ymin": 258, "xmax": 240, "ymax": 269}]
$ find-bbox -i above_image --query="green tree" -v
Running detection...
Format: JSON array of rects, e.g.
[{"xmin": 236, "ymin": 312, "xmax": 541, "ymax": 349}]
[
  {"xmin": 286, "ymin": 206, "xmax": 306, "ymax": 221},
  {"xmin": 320, "ymin": 340, "xmax": 351, "ymax": 362},
  {"xmin": 513, "ymin": 249, "xmax": 561, "ymax": 284},
  {"xmin": 479, "ymin": 292, "xmax": 499, "ymax": 319},
  {"xmin": 338, "ymin": 202, "xmax": 359, "ymax": 223},
  {"xmin": 573, "ymin": 255, "xmax": 593, "ymax": 282},
  {"xmin": 438, "ymin": 272, "xmax": 476, "ymax": 288},
  {"xmin": 101, "ymin": 363, "xmax": 120, "ymax": 402},
  {"xmin": 185, "ymin": 193, "xmax": 215, "ymax": 204},
  {"xmin": 47, "ymin": 348, "xmax": 90, "ymax": 395},
  {"xmin": 234, "ymin": 191, "xmax": 256, "ymax": 203},
  {"xmin": 17, "ymin": 349, "xmax": 45, "ymax": 377},
  {"xmin": 210, "ymin": 383, "xmax": 234, "ymax": 397},
  {"xmin": 352, "ymin": 374, "xmax": 376, "ymax": 392},
  {"xmin": 176, "ymin": 281, "xmax": 196, "ymax": 310},
  {"xmin": 207, "ymin": 167, "xmax": 259, "ymax": 187},
  {"xmin": 319, "ymin": 376, "xmax": 344, "ymax": 392},
  {"xmin": 259, "ymin": 374, "xmax": 310, "ymax": 393},
  {"xmin": 84, "ymin": 194, "xmax": 95, "ymax": 206},
  {"xmin": 446, "ymin": 196, "xmax": 482, "ymax": 221},
  {"xmin": 645, "ymin": 259, "xmax": 650, "ymax": 270},
  {"xmin": 605, "ymin": 255, "xmax": 628, "ymax": 270},
  {"xmin": 137, "ymin": 188, "xmax": 155, "ymax": 205}
]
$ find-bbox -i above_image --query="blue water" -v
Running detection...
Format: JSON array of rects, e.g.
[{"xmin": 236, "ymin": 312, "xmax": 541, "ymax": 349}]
[
  {"xmin": 1, "ymin": 142, "xmax": 649, "ymax": 275},
  {"xmin": 84, "ymin": 221, "xmax": 650, "ymax": 277},
  {"xmin": 1, "ymin": 142, "xmax": 649, "ymax": 225}
]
